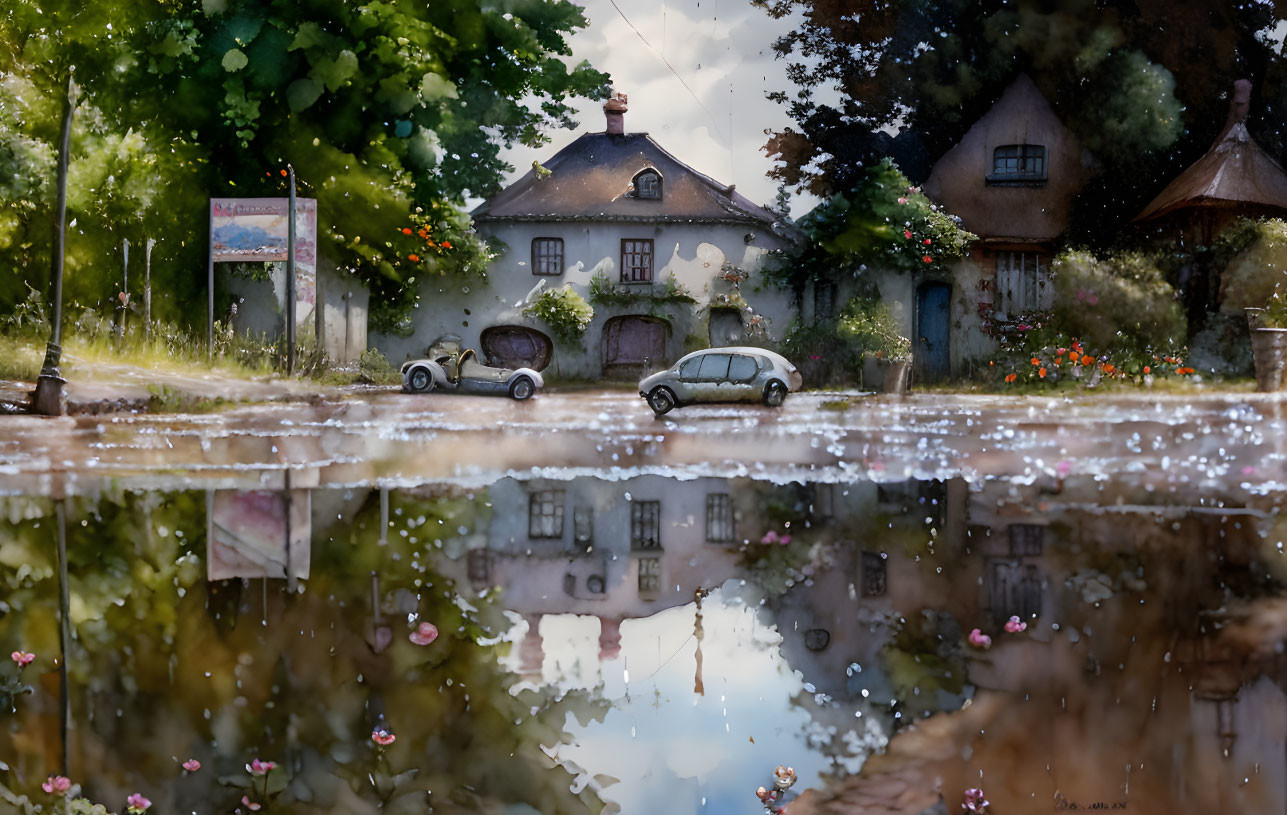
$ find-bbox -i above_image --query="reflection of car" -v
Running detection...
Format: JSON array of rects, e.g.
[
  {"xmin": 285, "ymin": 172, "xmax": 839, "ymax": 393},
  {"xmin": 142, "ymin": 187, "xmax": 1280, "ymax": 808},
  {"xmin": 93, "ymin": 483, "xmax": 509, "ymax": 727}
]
[
  {"xmin": 638, "ymin": 347, "xmax": 803, "ymax": 415},
  {"xmin": 401, "ymin": 335, "xmax": 544, "ymax": 400}
]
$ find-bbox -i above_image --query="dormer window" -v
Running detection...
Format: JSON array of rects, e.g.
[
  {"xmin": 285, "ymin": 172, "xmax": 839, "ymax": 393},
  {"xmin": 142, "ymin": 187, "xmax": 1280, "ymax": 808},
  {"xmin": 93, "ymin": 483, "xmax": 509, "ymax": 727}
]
[
  {"xmin": 631, "ymin": 168, "xmax": 662, "ymax": 199},
  {"xmin": 988, "ymin": 145, "xmax": 1047, "ymax": 186}
]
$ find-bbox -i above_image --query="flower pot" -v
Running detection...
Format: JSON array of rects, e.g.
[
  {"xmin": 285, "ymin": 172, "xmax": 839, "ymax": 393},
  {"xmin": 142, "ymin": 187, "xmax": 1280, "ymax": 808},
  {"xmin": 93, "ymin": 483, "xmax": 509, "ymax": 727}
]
[
  {"xmin": 881, "ymin": 359, "xmax": 912, "ymax": 395},
  {"xmin": 1250, "ymin": 327, "xmax": 1287, "ymax": 392},
  {"xmin": 1246, "ymin": 307, "xmax": 1267, "ymax": 331}
]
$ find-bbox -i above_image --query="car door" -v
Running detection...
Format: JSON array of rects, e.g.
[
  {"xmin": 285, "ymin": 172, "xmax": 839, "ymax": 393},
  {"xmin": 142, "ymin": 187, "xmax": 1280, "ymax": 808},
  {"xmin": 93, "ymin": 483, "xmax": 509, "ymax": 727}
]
[
  {"xmin": 674, "ymin": 355, "xmax": 704, "ymax": 402},
  {"xmin": 694, "ymin": 353, "xmax": 732, "ymax": 402},
  {"xmin": 725, "ymin": 354, "xmax": 760, "ymax": 401}
]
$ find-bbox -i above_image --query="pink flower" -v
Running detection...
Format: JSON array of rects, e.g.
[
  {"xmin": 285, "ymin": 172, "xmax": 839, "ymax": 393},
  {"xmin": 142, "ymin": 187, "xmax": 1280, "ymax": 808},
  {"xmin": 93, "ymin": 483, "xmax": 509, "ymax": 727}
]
[
  {"xmin": 760, "ymin": 530, "xmax": 781, "ymax": 545},
  {"xmin": 246, "ymin": 759, "xmax": 276, "ymax": 776},
  {"xmin": 756, "ymin": 786, "xmax": 775, "ymax": 803},
  {"xmin": 779, "ymin": 535, "xmax": 792, "ymax": 545},
  {"xmin": 903, "ymin": 230, "xmax": 913, "ymax": 239},
  {"xmin": 182, "ymin": 759, "xmax": 201, "ymax": 772},
  {"xmin": 242, "ymin": 796, "xmax": 262, "ymax": 811},
  {"xmin": 126, "ymin": 793, "xmax": 151, "ymax": 813},
  {"xmin": 11, "ymin": 650, "xmax": 34, "ymax": 667},
  {"xmin": 968, "ymin": 629, "xmax": 992, "ymax": 649},
  {"xmin": 963, "ymin": 787, "xmax": 990, "ymax": 812},
  {"xmin": 409, "ymin": 622, "xmax": 439, "ymax": 646},
  {"xmin": 42, "ymin": 776, "xmax": 71, "ymax": 795},
  {"xmin": 1004, "ymin": 616, "xmax": 1027, "ymax": 633},
  {"xmin": 1016, "ymin": 323, "xmax": 1031, "ymax": 331},
  {"xmin": 372, "ymin": 728, "xmax": 396, "ymax": 746},
  {"xmin": 897, "ymin": 197, "xmax": 908, "ymax": 204},
  {"xmin": 1056, "ymin": 460, "xmax": 1072, "ymax": 476}
]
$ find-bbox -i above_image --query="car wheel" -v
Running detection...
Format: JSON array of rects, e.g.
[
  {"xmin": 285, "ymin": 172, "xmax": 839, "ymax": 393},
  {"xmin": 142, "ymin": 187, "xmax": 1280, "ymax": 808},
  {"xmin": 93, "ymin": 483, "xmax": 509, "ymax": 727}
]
[
  {"xmin": 407, "ymin": 366, "xmax": 434, "ymax": 393},
  {"xmin": 648, "ymin": 387, "xmax": 676, "ymax": 416},
  {"xmin": 509, "ymin": 376, "xmax": 535, "ymax": 401},
  {"xmin": 763, "ymin": 380, "xmax": 788, "ymax": 407}
]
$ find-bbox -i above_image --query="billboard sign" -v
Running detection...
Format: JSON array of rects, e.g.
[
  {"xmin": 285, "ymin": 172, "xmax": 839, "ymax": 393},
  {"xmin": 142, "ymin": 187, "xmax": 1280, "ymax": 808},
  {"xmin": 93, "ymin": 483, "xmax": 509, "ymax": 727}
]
[
  {"xmin": 208, "ymin": 489, "xmax": 311, "ymax": 581},
  {"xmin": 210, "ymin": 198, "xmax": 317, "ymax": 327}
]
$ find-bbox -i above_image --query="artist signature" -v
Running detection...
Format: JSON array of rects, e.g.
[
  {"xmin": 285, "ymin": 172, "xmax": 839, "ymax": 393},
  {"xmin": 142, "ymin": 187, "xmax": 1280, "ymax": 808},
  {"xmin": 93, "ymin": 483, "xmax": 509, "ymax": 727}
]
[{"xmin": 1054, "ymin": 801, "xmax": 1128, "ymax": 811}]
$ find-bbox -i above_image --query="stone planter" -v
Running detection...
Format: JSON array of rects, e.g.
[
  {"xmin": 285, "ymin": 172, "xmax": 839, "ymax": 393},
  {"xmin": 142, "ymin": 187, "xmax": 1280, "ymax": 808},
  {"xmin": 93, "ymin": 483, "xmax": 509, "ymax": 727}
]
[
  {"xmin": 1250, "ymin": 327, "xmax": 1287, "ymax": 392},
  {"xmin": 861, "ymin": 354, "xmax": 912, "ymax": 395}
]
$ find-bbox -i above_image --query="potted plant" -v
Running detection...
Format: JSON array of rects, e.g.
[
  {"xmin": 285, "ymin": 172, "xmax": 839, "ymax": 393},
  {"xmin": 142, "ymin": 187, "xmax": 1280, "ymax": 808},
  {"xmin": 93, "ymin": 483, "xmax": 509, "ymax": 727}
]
[
  {"xmin": 1251, "ymin": 284, "xmax": 1287, "ymax": 392},
  {"xmin": 839, "ymin": 296, "xmax": 912, "ymax": 394}
]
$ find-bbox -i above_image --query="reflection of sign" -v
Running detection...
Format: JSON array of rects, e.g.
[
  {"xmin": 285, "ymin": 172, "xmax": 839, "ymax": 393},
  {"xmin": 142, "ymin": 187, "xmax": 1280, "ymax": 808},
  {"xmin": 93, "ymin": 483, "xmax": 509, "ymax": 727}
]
[
  {"xmin": 208, "ymin": 490, "xmax": 310, "ymax": 580},
  {"xmin": 210, "ymin": 198, "xmax": 318, "ymax": 326}
]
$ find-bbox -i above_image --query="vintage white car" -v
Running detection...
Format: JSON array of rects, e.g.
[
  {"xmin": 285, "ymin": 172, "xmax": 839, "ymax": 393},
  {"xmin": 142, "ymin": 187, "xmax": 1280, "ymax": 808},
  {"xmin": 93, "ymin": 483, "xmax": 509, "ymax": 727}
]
[
  {"xmin": 401, "ymin": 335, "xmax": 544, "ymax": 400},
  {"xmin": 638, "ymin": 347, "xmax": 803, "ymax": 415}
]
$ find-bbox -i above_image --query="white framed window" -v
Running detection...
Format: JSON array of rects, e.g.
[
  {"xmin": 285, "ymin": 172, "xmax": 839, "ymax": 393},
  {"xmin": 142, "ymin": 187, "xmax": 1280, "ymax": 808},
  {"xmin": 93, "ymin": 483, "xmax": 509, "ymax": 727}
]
[
  {"xmin": 528, "ymin": 489, "xmax": 565, "ymax": 539},
  {"xmin": 638, "ymin": 556, "xmax": 661, "ymax": 593},
  {"xmin": 989, "ymin": 144, "xmax": 1047, "ymax": 184},
  {"xmin": 706, "ymin": 494, "xmax": 734, "ymax": 543},
  {"xmin": 994, "ymin": 252, "xmax": 1052, "ymax": 317}
]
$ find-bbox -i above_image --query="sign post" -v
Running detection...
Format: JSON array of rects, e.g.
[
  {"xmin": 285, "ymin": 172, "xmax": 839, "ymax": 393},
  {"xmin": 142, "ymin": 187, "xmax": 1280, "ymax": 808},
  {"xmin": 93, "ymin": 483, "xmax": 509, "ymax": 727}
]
[{"xmin": 208, "ymin": 196, "xmax": 318, "ymax": 367}]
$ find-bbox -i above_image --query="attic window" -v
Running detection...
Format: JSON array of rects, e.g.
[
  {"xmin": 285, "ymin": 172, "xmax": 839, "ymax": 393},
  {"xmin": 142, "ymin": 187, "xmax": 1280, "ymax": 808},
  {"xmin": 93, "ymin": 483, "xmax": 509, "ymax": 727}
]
[
  {"xmin": 631, "ymin": 169, "xmax": 662, "ymax": 199},
  {"xmin": 988, "ymin": 145, "xmax": 1047, "ymax": 186}
]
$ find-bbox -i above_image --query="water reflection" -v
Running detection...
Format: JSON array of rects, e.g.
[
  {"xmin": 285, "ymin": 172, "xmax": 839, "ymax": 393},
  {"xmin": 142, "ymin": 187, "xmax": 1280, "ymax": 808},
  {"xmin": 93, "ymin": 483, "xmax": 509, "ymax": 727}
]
[{"xmin": 0, "ymin": 474, "xmax": 1284, "ymax": 813}]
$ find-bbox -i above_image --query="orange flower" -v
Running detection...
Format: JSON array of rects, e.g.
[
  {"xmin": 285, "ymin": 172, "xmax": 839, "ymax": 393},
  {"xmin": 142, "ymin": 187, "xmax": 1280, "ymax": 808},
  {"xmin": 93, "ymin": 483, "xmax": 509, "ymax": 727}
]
[
  {"xmin": 1143, "ymin": 366, "xmax": 1151, "ymax": 374},
  {"xmin": 1038, "ymin": 367, "xmax": 1047, "ymax": 378},
  {"xmin": 1030, "ymin": 357, "xmax": 1041, "ymax": 366},
  {"xmin": 408, "ymin": 254, "xmax": 420, "ymax": 262},
  {"xmin": 923, "ymin": 255, "xmax": 932, "ymax": 263},
  {"xmin": 1005, "ymin": 373, "xmax": 1017, "ymax": 383},
  {"xmin": 1068, "ymin": 352, "xmax": 1079, "ymax": 363},
  {"xmin": 402, "ymin": 227, "xmax": 412, "ymax": 235},
  {"xmin": 418, "ymin": 229, "xmax": 428, "ymax": 238},
  {"xmin": 1053, "ymin": 357, "xmax": 1062, "ymax": 366},
  {"xmin": 280, "ymin": 169, "xmax": 287, "ymax": 177},
  {"xmin": 1103, "ymin": 364, "xmax": 1115, "ymax": 374},
  {"xmin": 441, "ymin": 241, "xmax": 452, "ymax": 249},
  {"xmin": 425, "ymin": 240, "xmax": 436, "ymax": 248},
  {"xmin": 989, "ymin": 360, "xmax": 994, "ymax": 367}
]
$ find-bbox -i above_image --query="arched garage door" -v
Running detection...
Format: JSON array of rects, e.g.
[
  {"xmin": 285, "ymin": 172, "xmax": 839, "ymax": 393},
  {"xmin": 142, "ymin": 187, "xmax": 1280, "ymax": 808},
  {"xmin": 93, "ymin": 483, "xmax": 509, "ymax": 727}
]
[
  {"xmin": 480, "ymin": 325, "xmax": 554, "ymax": 371},
  {"xmin": 601, "ymin": 315, "xmax": 669, "ymax": 378}
]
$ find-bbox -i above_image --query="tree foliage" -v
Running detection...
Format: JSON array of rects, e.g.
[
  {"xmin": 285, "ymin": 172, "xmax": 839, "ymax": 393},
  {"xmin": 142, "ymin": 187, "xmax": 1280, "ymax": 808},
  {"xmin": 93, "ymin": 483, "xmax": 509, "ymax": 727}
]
[
  {"xmin": 0, "ymin": 0, "xmax": 609, "ymax": 333},
  {"xmin": 754, "ymin": 0, "xmax": 1284, "ymax": 242}
]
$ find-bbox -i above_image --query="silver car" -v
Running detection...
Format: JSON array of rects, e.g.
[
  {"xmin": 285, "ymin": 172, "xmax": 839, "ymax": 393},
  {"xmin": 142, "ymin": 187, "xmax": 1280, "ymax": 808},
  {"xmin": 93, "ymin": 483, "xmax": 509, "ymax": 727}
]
[{"xmin": 638, "ymin": 347, "xmax": 803, "ymax": 416}]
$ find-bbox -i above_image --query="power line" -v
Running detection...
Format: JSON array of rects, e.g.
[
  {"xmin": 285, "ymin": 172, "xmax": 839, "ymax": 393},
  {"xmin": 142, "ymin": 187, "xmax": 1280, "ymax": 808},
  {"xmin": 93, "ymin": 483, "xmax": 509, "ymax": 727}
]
[{"xmin": 605, "ymin": 0, "xmax": 727, "ymax": 142}]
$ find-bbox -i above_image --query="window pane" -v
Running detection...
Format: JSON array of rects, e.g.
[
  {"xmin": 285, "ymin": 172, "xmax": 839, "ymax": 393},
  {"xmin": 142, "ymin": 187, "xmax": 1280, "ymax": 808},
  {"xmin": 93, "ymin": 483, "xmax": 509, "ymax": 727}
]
[
  {"xmin": 706, "ymin": 494, "xmax": 733, "ymax": 542},
  {"xmin": 638, "ymin": 556, "xmax": 661, "ymax": 593},
  {"xmin": 678, "ymin": 356, "xmax": 703, "ymax": 379},
  {"xmin": 621, "ymin": 239, "xmax": 654, "ymax": 283},
  {"xmin": 727, "ymin": 355, "xmax": 757, "ymax": 382},
  {"xmin": 861, "ymin": 551, "xmax": 887, "ymax": 597},
  {"xmin": 529, "ymin": 489, "xmax": 565, "ymax": 538},
  {"xmin": 697, "ymin": 354, "xmax": 731, "ymax": 380},
  {"xmin": 532, "ymin": 238, "xmax": 563, "ymax": 276},
  {"xmin": 631, "ymin": 501, "xmax": 661, "ymax": 549}
]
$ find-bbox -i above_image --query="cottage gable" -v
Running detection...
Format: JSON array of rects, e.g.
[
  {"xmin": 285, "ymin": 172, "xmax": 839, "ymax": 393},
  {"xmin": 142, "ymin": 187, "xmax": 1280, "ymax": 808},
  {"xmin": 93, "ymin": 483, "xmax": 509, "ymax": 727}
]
[{"xmin": 922, "ymin": 74, "xmax": 1090, "ymax": 243}]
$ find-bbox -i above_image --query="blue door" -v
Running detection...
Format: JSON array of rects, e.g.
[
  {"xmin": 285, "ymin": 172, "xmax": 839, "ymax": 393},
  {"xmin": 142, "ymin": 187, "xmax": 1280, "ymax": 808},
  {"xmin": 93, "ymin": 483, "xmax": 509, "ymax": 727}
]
[{"xmin": 916, "ymin": 283, "xmax": 951, "ymax": 383}]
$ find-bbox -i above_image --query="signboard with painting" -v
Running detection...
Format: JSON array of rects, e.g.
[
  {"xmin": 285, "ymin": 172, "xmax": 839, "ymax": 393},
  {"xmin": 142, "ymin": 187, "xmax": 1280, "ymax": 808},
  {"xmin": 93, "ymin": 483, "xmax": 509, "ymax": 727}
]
[
  {"xmin": 210, "ymin": 197, "xmax": 317, "ymax": 327},
  {"xmin": 207, "ymin": 490, "xmax": 311, "ymax": 580}
]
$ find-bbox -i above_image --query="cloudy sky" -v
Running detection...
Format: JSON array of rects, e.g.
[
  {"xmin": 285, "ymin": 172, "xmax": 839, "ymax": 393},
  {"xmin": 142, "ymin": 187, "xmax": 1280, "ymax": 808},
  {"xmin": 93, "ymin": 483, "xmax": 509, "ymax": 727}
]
[{"xmin": 496, "ymin": 0, "xmax": 820, "ymax": 220}]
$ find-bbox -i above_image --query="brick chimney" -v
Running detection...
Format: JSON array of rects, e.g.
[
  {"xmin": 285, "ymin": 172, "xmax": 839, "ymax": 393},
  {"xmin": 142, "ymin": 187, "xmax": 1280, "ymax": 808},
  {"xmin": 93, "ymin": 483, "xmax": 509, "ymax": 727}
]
[
  {"xmin": 1218, "ymin": 79, "xmax": 1252, "ymax": 142},
  {"xmin": 604, "ymin": 91, "xmax": 628, "ymax": 135}
]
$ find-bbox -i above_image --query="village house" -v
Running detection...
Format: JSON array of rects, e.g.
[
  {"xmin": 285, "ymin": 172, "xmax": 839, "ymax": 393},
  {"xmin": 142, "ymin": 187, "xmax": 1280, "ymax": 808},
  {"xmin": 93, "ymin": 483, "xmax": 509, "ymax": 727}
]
[{"xmin": 374, "ymin": 93, "xmax": 798, "ymax": 380}]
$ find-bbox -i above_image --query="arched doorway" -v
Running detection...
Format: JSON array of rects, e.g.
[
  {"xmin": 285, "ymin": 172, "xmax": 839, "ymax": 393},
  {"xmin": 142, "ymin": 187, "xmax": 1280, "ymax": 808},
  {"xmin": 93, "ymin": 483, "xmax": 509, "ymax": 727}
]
[
  {"xmin": 915, "ymin": 282, "xmax": 951, "ymax": 383},
  {"xmin": 708, "ymin": 308, "xmax": 744, "ymax": 346},
  {"xmin": 601, "ymin": 315, "xmax": 670, "ymax": 378},
  {"xmin": 480, "ymin": 325, "xmax": 554, "ymax": 371}
]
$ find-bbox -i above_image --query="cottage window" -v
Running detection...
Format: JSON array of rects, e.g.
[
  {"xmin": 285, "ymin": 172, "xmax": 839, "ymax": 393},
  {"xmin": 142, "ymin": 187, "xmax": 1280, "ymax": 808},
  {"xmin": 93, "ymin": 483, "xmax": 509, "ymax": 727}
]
[
  {"xmin": 631, "ymin": 501, "xmax": 661, "ymax": 550},
  {"xmin": 989, "ymin": 560, "xmax": 1043, "ymax": 625},
  {"xmin": 638, "ymin": 556, "xmax": 662, "ymax": 594},
  {"xmin": 632, "ymin": 169, "xmax": 662, "ymax": 200},
  {"xmin": 621, "ymin": 239, "xmax": 654, "ymax": 283},
  {"xmin": 531, "ymin": 238, "xmax": 564, "ymax": 276},
  {"xmin": 994, "ymin": 252, "xmax": 1052, "ymax": 317},
  {"xmin": 467, "ymin": 549, "xmax": 491, "ymax": 584},
  {"xmin": 861, "ymin": 551, "xmax": 887, "ymax": 597},
  {"xmin": 814, "ymin": 281, "xmax": 837, "ymax": 321},
  {"xmin": 529, "ymin": 489, "xmax": 565, "ymax": 539},
  {"xmin": 989, "ymin": 144, "xmax": 1047, "ymax": 184},
  {"xmin": 706, "ymin": 494, "xmax": 734, "ymax": 543},
  {"xmin": 1009, "ymin": 524, "xmax": 1045, "ymax": 557}
]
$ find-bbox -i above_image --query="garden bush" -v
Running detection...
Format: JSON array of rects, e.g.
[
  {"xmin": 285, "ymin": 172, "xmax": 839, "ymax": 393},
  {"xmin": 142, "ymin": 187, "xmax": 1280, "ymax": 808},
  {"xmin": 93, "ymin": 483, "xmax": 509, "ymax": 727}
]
[{"xmin": 1050, "ymin": 250, "xmax": 1186, "ymax": 355}]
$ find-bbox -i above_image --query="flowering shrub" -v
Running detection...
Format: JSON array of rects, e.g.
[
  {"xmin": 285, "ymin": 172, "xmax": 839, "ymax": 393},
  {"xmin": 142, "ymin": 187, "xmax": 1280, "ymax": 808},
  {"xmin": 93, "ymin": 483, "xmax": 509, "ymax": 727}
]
[
  {"xmin": 1050, "ymin": 250, "xmax": 1185, "ymax": 354},
  {"xmin": 990, "ymin": 323, "xmax": 1192, "ymax": 389},
  {"xmin": 838, "ymin": 296, "xmax": 911, "ymax": 360},
  {"xmin": 523, "ymin": 284, "xmax": 594, "ymax": 343}
]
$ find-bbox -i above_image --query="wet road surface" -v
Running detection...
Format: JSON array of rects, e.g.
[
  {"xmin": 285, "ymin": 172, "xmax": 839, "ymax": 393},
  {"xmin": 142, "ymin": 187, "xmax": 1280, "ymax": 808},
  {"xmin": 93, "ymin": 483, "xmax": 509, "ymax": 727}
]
[{"xmin": 0, "ymin": 388, "xmax": 1283, "ymax": 494}]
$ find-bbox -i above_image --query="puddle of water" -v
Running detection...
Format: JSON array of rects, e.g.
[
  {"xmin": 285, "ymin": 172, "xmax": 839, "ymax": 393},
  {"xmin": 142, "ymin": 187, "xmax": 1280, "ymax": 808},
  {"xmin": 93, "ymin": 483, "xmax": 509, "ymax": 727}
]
[{"xmin": 0, "ymin": 469, "xmax": 1285, "ymax": 814}]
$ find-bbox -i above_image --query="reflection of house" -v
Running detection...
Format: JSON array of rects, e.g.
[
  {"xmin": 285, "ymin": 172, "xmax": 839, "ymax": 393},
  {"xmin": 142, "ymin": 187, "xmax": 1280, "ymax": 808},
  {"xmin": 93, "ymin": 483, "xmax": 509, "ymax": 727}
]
[{"xmin": 374, "ymin": 93, "xmax": 797, "ymax": 379}]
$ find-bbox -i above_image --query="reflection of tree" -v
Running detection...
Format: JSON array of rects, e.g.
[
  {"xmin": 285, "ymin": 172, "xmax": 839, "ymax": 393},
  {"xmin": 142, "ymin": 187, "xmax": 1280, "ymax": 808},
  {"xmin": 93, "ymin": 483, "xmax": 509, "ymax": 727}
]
[{"xmin": 0, "ymin": 489, "xmax": 606, "ymax": 814}]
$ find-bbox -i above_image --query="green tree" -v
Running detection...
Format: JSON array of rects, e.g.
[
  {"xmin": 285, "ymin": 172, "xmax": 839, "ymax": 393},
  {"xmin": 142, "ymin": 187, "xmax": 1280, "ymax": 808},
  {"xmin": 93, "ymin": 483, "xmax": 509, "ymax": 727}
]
[
  {"xmin": 754, "ymin": 0, "xmax": 1281, "ymax": 243},
  {"xmin": 0, "ymin": 0, "xmax": 609, "ymax": 333}
]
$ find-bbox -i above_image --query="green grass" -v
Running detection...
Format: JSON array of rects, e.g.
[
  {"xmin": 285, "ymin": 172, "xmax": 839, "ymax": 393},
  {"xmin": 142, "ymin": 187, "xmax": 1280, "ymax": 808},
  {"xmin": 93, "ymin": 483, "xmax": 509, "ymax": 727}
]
[{"xmin": 0, "ymin": 336, "xmax": 45, "ymax": 382}]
